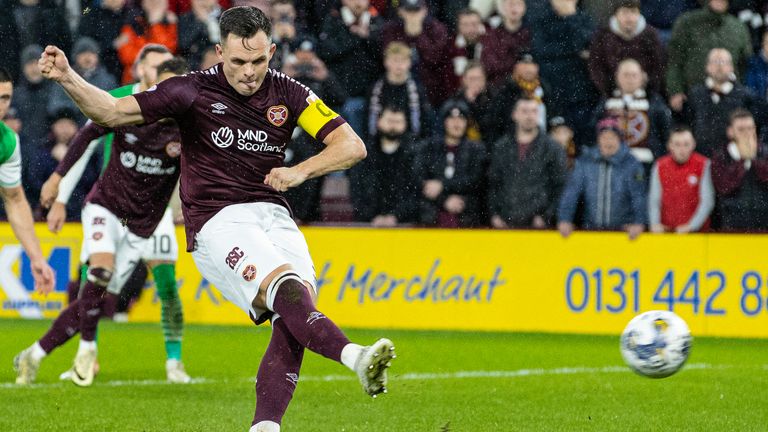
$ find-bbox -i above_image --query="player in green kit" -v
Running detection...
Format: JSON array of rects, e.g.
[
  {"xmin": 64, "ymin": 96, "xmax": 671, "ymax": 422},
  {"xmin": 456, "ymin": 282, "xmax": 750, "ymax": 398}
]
[
  {"xmin": 42, "ymin": 47, "xmax": 190, "ymax": 383},
  {"xmin": 0, "ymin": 68, "xmax": 55, "ymax": 303}
]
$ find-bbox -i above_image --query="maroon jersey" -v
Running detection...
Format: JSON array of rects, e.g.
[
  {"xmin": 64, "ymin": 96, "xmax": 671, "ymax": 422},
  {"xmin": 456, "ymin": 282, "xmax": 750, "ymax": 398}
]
[
  {"xmin": 133, "ymin": 64, "xmax": 346, "ymax": 250},
  {"xmin": 56, "ymin": 120, "xmax": 181, "ymax": 238}
]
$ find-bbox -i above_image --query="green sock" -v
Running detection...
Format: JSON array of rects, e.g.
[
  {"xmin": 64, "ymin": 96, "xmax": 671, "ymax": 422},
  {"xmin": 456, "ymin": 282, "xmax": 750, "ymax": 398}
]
[{"xmin": 153, "ymin": 264, "xmax": 183, "ymax": 360}]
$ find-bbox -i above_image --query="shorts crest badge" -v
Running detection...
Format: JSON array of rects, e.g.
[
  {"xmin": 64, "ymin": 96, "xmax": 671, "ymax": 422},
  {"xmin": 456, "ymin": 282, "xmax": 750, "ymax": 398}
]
[{"xmin": 242, "ymin": 264, "xmax": 258, "ymax": 282}]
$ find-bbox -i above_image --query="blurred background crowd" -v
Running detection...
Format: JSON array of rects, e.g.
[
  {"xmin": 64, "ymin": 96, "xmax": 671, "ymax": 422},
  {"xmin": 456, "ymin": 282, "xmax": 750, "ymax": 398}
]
[{"xmin": 3, "ymin": 0, "xmax": 768, "ymax": 235}]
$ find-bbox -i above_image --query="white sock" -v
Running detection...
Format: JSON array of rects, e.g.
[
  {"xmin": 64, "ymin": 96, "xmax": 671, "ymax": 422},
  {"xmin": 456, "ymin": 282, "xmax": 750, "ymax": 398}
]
[
  {"xmin": 77, "ymin": 339, "xmax": 97, "ymax": 355},
  {"xmin": 340, "ymin": 343, "xmax": 363, "ymax": 371},
  {"xmin": 30, "ymin": 342, "xmax": 47, "ymax": 362},
  {"xmin": 250, "ymin": 420, "xmax": 280, "ymax": 432}
]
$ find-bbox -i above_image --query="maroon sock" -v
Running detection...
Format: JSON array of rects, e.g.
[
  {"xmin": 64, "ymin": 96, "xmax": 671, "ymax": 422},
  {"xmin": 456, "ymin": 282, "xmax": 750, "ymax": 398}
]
[
  {"xmin": 79, "ymin": 281, "xmax": 106, "ymax": 341},
  {"xmin": 67, "ymin": 280, "xmax": 80, "ymax": 304},
  {"xmin": 38, "ymin": 299, "xmax": 81, "ymax": 353},
  {"xmin": 102, "ymin": 293, "xmax": 119, "ymax": 319},
  {"xmin": 253, "ymin": 319, "xmax": 304, "ymax": 426},
  {"xmin": 271, "ymin": 279, "xmax": 350, "ymax": 362}
]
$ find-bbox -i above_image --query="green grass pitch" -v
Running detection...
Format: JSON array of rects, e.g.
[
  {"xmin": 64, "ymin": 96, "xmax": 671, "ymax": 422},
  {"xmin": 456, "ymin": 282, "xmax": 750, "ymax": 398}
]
[{"xmin": 1, "ymin": 319, "xmax": 766, "ymax": 431}]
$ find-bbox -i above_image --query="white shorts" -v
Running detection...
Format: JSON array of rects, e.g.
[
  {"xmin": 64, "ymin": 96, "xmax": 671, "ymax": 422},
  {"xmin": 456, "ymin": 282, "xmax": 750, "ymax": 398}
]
[
  {"xmin": 142, "ymin": 208, "xmax": 179, "ymax": 262},
  {"xmin": 80, "ymin": 203, "xmax": 148, "ymax": 295},
  {"xmin": 191, "ymin": 203, "xmax": 316, "ymax": 322}
]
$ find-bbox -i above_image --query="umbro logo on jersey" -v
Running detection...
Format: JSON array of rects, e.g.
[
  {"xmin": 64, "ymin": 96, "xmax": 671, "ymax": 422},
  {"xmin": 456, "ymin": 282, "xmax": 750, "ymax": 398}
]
[
  {"xmin": 125, "ymin": 133, "xmax": 138, "ymax": 144},
  {"xmin": 211, "ymin": 102, "xmax": 228, "ymax": 114}
]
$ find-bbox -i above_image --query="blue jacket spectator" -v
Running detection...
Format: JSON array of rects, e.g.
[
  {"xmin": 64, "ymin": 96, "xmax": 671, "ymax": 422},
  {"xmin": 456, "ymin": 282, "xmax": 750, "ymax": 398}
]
[
  {"xmin": 558, "ymin": 118, "xmax": 646, "ymax": 237},
  {"xmin": 746, "ymin": 32, "xmax": 768, "ymax": 100}
]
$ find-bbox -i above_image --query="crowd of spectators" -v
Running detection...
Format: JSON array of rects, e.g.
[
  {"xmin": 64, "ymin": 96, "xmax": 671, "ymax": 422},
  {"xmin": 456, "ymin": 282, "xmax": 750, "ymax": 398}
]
[{"xmin": 3, "ymin": 0, "xmax": 768, "ymax": 234}]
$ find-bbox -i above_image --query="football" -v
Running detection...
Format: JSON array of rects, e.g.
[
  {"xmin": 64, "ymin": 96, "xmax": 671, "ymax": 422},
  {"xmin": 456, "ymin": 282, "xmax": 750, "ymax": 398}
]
[{"xmin": 620, "ymin": 310, "xmax": 693, "ymax": 378}]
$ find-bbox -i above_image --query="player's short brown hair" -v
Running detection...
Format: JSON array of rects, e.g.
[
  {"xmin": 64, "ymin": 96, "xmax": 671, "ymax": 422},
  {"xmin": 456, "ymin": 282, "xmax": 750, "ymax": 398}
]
[
  {"xmin": 137, "ymin": 44, "xmax": 171, "ymax": 63},
  {"xmin": 220, "ymin": 6, "xmax": 273, "ymax": 42},
  {"xmin": 157, "ymin": 57, "xmax": 190, "ymax": 76},
  {"xmin": 0, "ymin": 68, "xmax": 11, "ymax": 84},
  {"xmin": 614, "ymin": 0, "xmax": 641, "ymax": 13}
]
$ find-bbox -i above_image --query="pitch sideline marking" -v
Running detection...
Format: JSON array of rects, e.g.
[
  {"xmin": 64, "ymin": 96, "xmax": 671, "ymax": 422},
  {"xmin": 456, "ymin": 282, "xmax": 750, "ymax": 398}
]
[{"xmin": 0, "ymin": 363, "xmax": 721, "ymax": 390}]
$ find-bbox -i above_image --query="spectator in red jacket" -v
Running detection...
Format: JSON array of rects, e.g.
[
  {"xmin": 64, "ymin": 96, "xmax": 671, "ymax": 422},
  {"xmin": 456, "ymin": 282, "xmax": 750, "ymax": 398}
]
[
  {"xmin": 481, "ymin": 0, "xmax": 531, "ymax": 85},
  {"xmin": 117, "ymin": 0, "xmax": 178, "ymax": 84},
  {"xmin": 381, "ymin": 0, "xmax": 452, "ymax": 106},
  {"xmin": 649, "ymin": 126, "xmax": 714, "ymax": 233},
  {"xmin": 588, "ymin": 0, "xmax": 666, "ymax": 96}
]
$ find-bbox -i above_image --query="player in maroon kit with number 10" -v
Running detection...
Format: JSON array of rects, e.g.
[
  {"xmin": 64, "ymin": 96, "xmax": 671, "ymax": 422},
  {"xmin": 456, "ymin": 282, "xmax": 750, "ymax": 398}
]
[{"xmin": 39, "ymin": 6, "xmax": 394, "ymax": 432}]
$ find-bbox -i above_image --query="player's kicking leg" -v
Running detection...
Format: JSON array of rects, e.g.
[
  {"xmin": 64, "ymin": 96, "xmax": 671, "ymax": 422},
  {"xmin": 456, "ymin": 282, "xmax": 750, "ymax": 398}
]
[
  {"xmin": 191, "ymin": 203, "xmax": 395, "ymax": 431},
  {"xmin": 145, "ymin": 208, "xmax": 190, "ymax": 383}
]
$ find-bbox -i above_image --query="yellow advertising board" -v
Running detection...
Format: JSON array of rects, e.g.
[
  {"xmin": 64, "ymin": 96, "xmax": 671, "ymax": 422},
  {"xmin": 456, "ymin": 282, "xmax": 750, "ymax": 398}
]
[{"xmin": 1, "ymin": 223, "xmax": 768, "ymax": 338}]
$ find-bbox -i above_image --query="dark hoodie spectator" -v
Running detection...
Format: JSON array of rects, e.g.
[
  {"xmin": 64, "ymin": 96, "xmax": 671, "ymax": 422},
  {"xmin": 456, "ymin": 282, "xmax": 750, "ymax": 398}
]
[
  {"xmin": 416, "ymin": 101, "xmax": 487, "ymax": 228},
  {"xmin": 350, "ymin": 106, "xmax": 421, "ymax": 226},
  {"xmin": 588, "ymin": 0, "xmax": 666, "ymax": 96},
  {"xmin": 12, "ymin": 45, "xmax": 52, "ymax": 156},
  {"xmin": 558, "ymin": 117, "xmax": 646, "ymax": 239},
  {"xmin": 444, "ymin": 62, "xmax": 494, "ymax": 144}
]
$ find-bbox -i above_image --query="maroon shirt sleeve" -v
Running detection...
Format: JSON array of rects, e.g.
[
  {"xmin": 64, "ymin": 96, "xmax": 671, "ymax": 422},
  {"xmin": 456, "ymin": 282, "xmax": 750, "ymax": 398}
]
[
  {"xmin": 133, "ymin": 75, "xmax": 199, "ymax": 123},
  {"xmin": 55, "ymin": 121, "xmax": 111, "ymax": 176}
]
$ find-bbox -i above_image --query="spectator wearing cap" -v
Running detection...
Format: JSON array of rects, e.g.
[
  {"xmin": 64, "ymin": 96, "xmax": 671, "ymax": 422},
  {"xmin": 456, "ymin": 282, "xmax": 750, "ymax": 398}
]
[
  {"xmin": 350, "ymin": 106, "xmax": 421, "ymax": 226},
  {"xmin": 117, "ymin": 0, "xmax": 178, "ymax": 84},
  {"xmin": 368, "ymin": 41, "xmax": 435, "ymax": 140},
  {"xmin": 283, "ymin": 37, "xmax": 347, "ymax": 111},
  {"xmin": 712, "ymin": 109, "xmax": 768, "ymax": 231},
  {"xmin": 28, "ymin": 109, "xmax": 99, "ymax": 219},
  {"xmin": 448, "ymin": 9, "xmax": 487, "ymax": 94},
  {"xmin": 649, "ymin": 126, "xmax": 714, "ymax": 234},
  {"xmin": 445, "ymin": 62, "xmax": 494, "ymax": 144},
  {"xmin": 381, "ymin": 0, "xmax": 453, "ymax": 107},
  {"xmin": 48, "ymin": 38, "xmax": 118, "ymax": 125},
  {"xmin": 318, "ymin": 0, "xmax": 384, "ymax": 138},
  {"xmin": 12, "ymin": 45, "xmax": 53, "ymax": 160},
  {"xmin": 558, "ymin": 117, "xmax": 646, "ymax": 239},
  {"xmin": 179, "ymin": 0, "xmax": 222, "ymax": 69},
  {"xmin": 488, "ymin": 97, "xmax": 566, "ymax": 229},
  {"xmin": 486, "ymin": 52, "xmax": 550, "ymax": 144},
  {"xmin": 416, "ymin": 101, "xmax": 487, "ymax": 227},
  {"xmin": 685, "ymin": 48, "xmax": 762, "ymax": 157},
  {"xmin": 78, "ymin": 0, "xmax": 130, "ymax": 80},
  {"xmin": 548, "ymin": 116, "xmax": 577, "ymax": 169},
  {"xmin": 666, "ymin": 0, "xmax": 752, "ymax": 115},
  {"xmin": 532, "ymin": 0, "xmax": 597, "ymax": 148},
  {"xmin": 588, "ymin": 0, "xmax": 666, "ymax": 97},
  {"xmin": 481, "ymin": 0, "xmax": 531, "ymax": 85},
  {"xmin": 593, "ymin": 58, "xmax": 671, "ymax": 167}
]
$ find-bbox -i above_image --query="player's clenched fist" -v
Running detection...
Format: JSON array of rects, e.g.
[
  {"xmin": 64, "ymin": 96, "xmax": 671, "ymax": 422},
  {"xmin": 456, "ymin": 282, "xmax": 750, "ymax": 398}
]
[
  {"xmin": 264, "ymin": 166, "xmax": 307, "ymax": 192},
  {"xmin": 38, "ymin": 46, "xmax": 71, "ymax": 82}
]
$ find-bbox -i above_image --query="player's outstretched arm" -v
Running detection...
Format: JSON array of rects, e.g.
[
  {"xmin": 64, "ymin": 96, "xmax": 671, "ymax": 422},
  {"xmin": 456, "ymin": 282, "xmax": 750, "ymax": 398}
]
[
  {"xmin": 40, "ymin": 121, "xmax": 111, "ymax": 209},
  {"xmin": 265, "ymin": 123, "xmax": 366, "ymax": 192},
  {"xmin": 1, "ymin": 186, "xmax": 55, "ymax": 294},
  {"xmin": 39, "ymin": 45, "xmax": 144, "ymax": 127}
]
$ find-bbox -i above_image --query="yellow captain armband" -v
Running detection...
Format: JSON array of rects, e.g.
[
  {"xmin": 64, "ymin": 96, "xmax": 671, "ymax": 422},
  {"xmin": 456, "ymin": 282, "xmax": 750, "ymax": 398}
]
[{"xmin": 297, "ymin": 96, "xmax": 339, "ymax": 139}]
